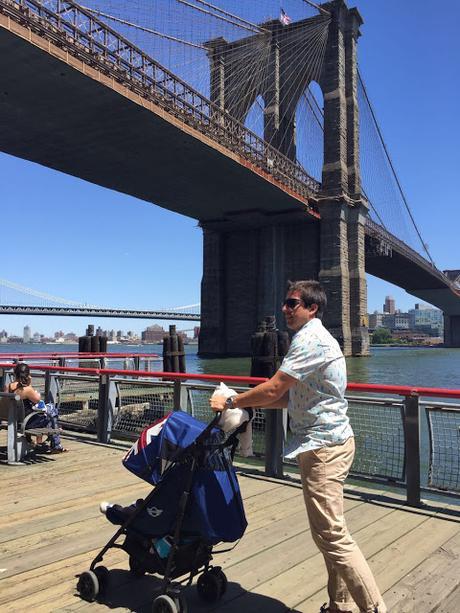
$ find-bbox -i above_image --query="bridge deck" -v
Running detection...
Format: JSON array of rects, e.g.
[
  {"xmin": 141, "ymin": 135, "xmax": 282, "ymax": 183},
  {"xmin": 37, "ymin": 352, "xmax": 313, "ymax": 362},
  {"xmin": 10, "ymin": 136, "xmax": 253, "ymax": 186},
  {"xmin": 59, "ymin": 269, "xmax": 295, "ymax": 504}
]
[{"xmin": 1, "ymin": 433, "xmax": 459, "ymax": 613}]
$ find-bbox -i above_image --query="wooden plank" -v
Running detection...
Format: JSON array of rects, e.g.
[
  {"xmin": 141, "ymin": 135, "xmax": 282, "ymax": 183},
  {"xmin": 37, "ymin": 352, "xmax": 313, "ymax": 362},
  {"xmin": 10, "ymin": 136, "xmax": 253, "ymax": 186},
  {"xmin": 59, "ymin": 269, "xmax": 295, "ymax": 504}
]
[
  {"xmin": 296, "ymin": 507, "xmax": 460, "ymax": 612},
  {"xmin": 0, "ymin": 547, "xmax": 126, "ymax": 607},
  {"xmin": 195, "ymin": 502, "xmax": 395, "ymax": 613},
  {"xmin": 222, "ymin": 505, "xmax": 428, "ymax": 612},
  {"xmin": 434, "ymin": 581, "xmax": 460, "ymax": 612},
  {"xmin": 382, "ymin": 525, "xmax": 460, "ymax": 612}
]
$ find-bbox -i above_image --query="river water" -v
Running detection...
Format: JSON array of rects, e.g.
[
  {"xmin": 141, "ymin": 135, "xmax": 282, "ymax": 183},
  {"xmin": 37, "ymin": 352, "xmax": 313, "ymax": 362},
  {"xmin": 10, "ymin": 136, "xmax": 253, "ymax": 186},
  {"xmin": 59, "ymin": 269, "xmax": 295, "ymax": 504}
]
[{"xmin": 1, "ymin": 343, "xmax": 459, "ymax": 389}]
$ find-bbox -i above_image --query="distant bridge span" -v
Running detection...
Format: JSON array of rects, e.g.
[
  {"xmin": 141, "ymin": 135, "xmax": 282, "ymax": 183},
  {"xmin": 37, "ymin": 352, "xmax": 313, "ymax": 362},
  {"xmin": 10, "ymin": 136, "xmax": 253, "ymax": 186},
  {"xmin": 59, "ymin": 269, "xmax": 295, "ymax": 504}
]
[{"xmin": 0, "ymin": 305, "xmax": 201, "ymax": 321}]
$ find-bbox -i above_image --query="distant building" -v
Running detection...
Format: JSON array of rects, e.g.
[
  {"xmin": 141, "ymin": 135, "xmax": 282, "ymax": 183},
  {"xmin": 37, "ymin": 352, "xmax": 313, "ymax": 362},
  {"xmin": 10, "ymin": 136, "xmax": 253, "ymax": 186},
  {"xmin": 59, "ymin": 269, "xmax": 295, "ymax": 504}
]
[
  {"xmin": 382, "ymin": 313, "xmax": 395, "ymax": 329},
  {"xmin": 142, "ymin": 325, "xmax": 165, "ymax": 343},
  {"xmin": 383, "ymin": 295, "xmax": 395, "ymax": 314},
  {"xmin": 409, "ymin": 303, "xmax": 443, "ymax": 336},
  {"xmin": 23, "ymin": 325, "xmax": 32, "ymax": 343},
  {"xmin": 394, "ymin": 313, "xmax": 411, "ymax": 330},
  {"xmin": 368, "ymin": 311, "xmax": 383, "ymax": 330}
]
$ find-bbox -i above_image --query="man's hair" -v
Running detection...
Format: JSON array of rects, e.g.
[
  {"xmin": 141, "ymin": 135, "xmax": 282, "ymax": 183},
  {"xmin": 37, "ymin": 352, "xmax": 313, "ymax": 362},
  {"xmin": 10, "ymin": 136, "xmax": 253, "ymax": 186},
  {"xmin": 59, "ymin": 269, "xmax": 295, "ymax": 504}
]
[{"xmin": 286, "ymin": 280, "xmax": 327, "ymax": 320}]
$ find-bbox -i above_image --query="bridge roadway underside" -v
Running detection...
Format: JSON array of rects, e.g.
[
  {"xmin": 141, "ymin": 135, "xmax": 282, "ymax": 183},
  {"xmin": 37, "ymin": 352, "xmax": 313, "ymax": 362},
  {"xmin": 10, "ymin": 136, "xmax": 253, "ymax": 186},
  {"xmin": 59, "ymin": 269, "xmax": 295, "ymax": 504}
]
[{"xmin": 0, "ymin": 25, "xmax": 313, "ymax": 223}]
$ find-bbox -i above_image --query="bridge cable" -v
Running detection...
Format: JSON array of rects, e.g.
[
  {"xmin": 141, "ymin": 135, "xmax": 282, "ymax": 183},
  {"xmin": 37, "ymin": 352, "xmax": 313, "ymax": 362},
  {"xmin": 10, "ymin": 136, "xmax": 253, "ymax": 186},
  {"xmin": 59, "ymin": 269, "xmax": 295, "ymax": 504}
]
[
  {"xmin": 235, "ymin": 19, "xmax": 328, "ymax": 142},
  {"xmin": 175, "ymin": 0, "xmax": 264, "ymax": 34},
  {"xmin": 297, "ymin": 82, "xmax": 389, "ymax": 228},
  {"xmin": 264, "ymin": 18, "xmax": 330, "ymax": 162},
  {"xmin": 185, "ymin": 0, "xmax": 269, "ymax": 33},
  {"xmin": 300, "ymin": 0, "xmax": 331, "ymax": 16},
  {"xmin": 80, "ymin": 5, "xmax": 206, "ymax": 49},
  {"xmin": 358, "ymin": 70, "xmax": 436, "ymax": 266}
]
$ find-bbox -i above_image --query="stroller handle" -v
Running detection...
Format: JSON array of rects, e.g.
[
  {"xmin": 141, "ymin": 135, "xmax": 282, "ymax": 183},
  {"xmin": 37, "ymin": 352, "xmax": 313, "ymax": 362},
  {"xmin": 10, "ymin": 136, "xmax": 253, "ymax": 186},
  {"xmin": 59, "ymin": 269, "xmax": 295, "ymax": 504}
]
[{"xmin": 194, "ymin": 411, "xmax": 221, "ymax": 445}]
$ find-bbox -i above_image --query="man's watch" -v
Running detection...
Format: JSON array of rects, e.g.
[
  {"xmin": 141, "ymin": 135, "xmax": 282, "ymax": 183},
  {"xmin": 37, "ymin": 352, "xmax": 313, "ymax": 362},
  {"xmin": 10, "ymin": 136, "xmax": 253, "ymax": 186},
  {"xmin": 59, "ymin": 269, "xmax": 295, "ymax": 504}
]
[{"xmin": 224, "ymin": 396, "xmax": 236, "ymax": 410}]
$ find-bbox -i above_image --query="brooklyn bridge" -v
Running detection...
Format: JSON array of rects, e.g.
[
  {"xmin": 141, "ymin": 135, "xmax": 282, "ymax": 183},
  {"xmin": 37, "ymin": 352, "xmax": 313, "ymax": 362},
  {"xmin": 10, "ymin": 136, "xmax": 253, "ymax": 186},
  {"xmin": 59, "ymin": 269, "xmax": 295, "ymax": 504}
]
[{"xmin": 0, "ymin": 0, "xmax": 458, "ymax": 356}]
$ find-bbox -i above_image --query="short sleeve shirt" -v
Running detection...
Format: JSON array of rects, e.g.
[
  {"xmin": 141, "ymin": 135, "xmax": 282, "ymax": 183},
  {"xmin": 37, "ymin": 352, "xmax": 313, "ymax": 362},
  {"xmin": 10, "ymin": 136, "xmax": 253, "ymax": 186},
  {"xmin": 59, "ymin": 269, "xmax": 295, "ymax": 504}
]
[{"xmin": 279, "ymin": 318, "xmax": 353, "ymax": 458}]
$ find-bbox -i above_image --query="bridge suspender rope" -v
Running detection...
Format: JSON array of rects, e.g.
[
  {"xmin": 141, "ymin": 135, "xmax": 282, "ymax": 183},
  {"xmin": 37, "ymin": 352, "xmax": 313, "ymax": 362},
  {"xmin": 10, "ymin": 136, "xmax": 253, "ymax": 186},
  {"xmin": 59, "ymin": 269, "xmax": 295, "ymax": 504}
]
[
  {"xmin": 80, "ymin": 6, "xmax": 206, "ymax": 50},
  {"xmin": 358, "ymin": 71, "xmax": 436, "ymax": 267}
]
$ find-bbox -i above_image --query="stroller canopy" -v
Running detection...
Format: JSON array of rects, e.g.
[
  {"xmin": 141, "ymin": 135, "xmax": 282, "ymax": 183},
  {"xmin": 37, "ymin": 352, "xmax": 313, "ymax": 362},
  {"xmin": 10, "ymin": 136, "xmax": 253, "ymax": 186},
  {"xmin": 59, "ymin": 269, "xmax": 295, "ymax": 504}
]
[{"xmin": 122, "ymin": 411, "xmax": 247, "ymax": 543}]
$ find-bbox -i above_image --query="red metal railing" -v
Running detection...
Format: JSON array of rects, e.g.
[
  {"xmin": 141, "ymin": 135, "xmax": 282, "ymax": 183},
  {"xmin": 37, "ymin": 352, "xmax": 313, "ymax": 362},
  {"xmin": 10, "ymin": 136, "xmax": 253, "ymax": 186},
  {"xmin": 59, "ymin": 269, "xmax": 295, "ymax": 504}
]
[
  {"xmin": 1, "ymin": 361, "xmax": 459, "ymax": 504},
  {"xmin": 2, "ymin": 361, "xmax": 459, "ymax": 399}
]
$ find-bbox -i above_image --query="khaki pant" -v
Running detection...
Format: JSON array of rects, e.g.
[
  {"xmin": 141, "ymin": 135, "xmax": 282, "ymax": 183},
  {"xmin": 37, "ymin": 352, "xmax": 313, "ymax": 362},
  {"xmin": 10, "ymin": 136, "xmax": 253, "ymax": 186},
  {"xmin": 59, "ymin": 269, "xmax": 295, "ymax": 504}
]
[{"xmin": 297, "ymin": 437, "xmax": 386, "ymax": 613}]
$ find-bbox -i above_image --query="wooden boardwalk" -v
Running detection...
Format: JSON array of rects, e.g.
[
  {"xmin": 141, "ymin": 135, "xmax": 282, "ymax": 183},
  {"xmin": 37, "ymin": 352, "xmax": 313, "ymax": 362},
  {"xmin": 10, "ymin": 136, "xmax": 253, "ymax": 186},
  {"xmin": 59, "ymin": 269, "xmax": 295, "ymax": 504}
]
[{"xmin": 1, "ymin": 433, "xmax": 459, "ymax": 613}]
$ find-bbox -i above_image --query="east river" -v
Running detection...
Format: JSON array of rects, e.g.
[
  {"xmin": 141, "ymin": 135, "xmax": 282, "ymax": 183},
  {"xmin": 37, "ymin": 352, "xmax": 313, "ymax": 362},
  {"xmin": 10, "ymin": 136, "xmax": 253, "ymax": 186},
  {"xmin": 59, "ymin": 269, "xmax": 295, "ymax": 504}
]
[{"xmin": 1, "ymin": 343, "xmax": 459, "ymax": 389}]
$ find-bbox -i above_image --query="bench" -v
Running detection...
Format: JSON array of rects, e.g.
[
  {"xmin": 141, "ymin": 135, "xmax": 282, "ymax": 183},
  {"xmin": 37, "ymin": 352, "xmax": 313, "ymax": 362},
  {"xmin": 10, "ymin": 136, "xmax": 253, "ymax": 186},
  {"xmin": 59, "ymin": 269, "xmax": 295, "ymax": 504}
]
[{"xmin": 0, "ymin": 393, "xmax": 60, "ymax": 464}]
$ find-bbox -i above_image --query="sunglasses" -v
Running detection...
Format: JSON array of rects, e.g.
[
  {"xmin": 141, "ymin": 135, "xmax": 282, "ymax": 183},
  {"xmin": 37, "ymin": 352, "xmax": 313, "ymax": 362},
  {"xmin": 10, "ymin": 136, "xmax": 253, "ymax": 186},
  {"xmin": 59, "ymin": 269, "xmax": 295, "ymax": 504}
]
[{"xmin": 282, "ymin": 298, "xmax": 303, "ymax": 309}]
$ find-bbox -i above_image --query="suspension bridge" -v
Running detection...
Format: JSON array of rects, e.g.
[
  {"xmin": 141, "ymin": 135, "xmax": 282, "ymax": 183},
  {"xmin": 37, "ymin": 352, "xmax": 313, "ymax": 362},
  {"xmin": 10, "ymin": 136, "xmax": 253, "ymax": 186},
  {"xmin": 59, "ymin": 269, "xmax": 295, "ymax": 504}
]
[
  {"xmin": 0, "ymin": 279, "xmax": 201, "ymax": 321},
  {"xmin": 0, "ymin": 0, "xmax": 458, "ymax": 354}
]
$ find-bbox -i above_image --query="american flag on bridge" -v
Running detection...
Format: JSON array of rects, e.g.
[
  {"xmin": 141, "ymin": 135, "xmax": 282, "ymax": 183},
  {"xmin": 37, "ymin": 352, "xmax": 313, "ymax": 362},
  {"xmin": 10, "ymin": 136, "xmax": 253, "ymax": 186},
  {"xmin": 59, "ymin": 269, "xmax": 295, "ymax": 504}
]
[{"xmin": 279, "ymin": 8, "xmax": 292, "ymax": 26}]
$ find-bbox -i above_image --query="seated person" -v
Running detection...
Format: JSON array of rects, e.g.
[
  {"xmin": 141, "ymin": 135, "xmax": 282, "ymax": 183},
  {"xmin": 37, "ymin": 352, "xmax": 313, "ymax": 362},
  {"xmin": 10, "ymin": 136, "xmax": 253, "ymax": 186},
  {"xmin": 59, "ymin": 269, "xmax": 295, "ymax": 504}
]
[{"xmin": 5, "ymin": 362, "xmax": 67, "ymax": 454}]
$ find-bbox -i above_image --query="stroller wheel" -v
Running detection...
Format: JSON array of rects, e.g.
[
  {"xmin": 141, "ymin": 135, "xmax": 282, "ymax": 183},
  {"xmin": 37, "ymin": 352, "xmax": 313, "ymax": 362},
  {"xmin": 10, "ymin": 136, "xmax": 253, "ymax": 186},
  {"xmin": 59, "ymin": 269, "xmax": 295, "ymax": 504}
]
[
  {"xmin": 94, "ymin": 566, "xmax": 109, "ymax": 595},
  {"xmin": 209, "ymin": 567, "xmax": 227, "ymax": 596},
  {"xmin": 77, "ymin": 570, "xmax": 99, "ymax": 602},
  {"xmin": 129, "ymin": 555, "xmax": 146, "ymax": 577},
  {"xmin": 152, "ymin": 594, "xmax": 179, "ymax": 613},
  {"xmin": 197, "ymin": 570, "xmax": 225, "ymax": 603}
]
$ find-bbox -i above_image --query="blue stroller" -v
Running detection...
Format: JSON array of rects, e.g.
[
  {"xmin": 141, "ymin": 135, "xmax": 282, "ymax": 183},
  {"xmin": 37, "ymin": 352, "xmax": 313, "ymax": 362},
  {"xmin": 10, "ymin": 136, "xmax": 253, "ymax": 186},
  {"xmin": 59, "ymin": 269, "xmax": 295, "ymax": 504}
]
[{"xmin": 77, "ymin": 410, "xmax": 249, "ymax": 612}]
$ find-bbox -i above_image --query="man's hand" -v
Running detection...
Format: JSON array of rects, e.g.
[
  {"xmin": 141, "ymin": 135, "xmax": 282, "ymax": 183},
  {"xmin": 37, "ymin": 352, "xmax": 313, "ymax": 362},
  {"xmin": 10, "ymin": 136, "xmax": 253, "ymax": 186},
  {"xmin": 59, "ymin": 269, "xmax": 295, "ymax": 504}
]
[{"xmin": 210, "ymin": 393, "xmax": 228, "ymax": 412}]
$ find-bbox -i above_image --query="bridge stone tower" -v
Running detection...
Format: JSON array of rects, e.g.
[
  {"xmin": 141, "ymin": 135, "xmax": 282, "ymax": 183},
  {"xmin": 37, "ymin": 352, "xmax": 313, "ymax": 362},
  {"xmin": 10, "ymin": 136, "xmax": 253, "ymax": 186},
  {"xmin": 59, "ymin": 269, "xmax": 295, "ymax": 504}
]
[{"xmin": 199, "ymin": 0, "xmax": 369, "ymax": 357}]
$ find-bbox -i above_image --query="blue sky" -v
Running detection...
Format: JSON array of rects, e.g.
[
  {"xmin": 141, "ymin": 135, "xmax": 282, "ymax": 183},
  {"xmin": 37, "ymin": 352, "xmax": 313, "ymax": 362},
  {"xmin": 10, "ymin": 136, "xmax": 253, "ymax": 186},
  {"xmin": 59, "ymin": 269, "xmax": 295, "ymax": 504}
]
[{"xmin": 0, "ymin": 0, "xmax": 458, "ymax": 337}]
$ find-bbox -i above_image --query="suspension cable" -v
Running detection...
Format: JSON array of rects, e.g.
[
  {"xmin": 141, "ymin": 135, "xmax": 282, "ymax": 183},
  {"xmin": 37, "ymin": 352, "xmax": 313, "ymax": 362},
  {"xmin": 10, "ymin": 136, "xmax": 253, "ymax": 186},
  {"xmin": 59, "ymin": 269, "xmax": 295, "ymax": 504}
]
[
  {"xmin": 358, "ymin": 70, "xmax": 436, "ymax": 266},
  {"xmin": 300, "ymin": 0, "xmax": 331, "ymax": 16},
  {"xmin": 80, "ymin": 6, "xmax": 206, "ymax": 50},
  {"xmin": 175, "ymin": 0, "xmax": 264, "ymax": 34},
  {"xmin": 188, "ymin": 0, "xmax": 268, "ymax": 33}
]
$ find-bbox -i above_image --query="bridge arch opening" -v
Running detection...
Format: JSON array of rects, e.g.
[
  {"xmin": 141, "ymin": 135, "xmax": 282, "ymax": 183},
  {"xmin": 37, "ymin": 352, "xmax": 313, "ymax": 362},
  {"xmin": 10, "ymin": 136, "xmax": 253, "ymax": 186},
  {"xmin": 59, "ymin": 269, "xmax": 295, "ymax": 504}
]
[
  {"xmin": 244, "ymin": 95, "xmax": 265, "ymax": 140},
  {"xmin": 294, "ymin": 81, "xmax": 324, "ymax": 182}
]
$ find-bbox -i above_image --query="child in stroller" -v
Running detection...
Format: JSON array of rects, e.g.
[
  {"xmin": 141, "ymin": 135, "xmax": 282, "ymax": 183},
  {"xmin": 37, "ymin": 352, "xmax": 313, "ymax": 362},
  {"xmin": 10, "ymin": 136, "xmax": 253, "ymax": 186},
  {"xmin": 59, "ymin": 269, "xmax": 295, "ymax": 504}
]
[{"xmin": 77, "ymin": 407, "xmax": 251, "ymax": 613}]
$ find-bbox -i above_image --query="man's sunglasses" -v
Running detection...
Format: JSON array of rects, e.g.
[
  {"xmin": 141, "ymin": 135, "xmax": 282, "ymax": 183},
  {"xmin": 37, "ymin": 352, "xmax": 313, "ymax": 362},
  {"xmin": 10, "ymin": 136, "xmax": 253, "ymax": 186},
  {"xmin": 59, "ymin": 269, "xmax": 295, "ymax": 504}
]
[{"xmin": 282, "ymin": 298, "xmax": 303, "ymax": 309}]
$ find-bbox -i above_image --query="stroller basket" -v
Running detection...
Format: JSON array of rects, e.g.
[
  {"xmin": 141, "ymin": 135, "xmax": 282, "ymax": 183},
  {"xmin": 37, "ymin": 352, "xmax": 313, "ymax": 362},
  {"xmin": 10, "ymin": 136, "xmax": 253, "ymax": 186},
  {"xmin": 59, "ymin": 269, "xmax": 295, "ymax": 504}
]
[{"xmin": 77, "ymin": 410, "xmax": 249, "ymax": 612}]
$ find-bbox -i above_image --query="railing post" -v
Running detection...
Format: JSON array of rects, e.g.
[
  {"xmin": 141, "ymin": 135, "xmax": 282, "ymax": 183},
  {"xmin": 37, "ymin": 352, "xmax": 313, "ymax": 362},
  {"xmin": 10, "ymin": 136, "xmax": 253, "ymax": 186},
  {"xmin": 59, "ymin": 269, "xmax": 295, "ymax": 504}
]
[
  {"xmin": 134, "ymin": 356, "xmax": 140, "ymax": 371},
  {"xmin": 97, "ymin": 373, "xmax": 113, "ymax": 443},
  {"xmin": 0, "ymin": 368, "xmax": 5, "ymax": 390},
  {"xmin": 44, "ymin": 370, "xmax": 51, "ymax": 403},
  {"xmin": 173, "ymin": 379, "xmax": 182, "ymax": 411},
  {"xmin": 47, "ymin": 373, "xmax": 59, "ymax": 405},
  {"xmin": 404, "ymin": 394, "xmax": 421, "ymax": 507}
]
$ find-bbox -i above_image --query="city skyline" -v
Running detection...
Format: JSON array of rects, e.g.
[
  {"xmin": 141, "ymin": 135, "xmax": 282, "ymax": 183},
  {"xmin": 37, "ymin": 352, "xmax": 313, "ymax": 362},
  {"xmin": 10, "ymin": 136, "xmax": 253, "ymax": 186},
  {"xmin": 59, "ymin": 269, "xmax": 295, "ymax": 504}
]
[{"xmin": 0, "ymin": 296, "xmax": 442, "ymax": 340}]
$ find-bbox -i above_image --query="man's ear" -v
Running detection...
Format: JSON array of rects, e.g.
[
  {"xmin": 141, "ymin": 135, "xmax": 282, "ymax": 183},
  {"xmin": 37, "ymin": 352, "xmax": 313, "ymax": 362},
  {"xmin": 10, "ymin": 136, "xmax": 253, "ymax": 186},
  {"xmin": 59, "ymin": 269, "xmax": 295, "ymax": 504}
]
[{"xmin": 309, "ymin": 303, "xmax": 319, "ymax": 316}]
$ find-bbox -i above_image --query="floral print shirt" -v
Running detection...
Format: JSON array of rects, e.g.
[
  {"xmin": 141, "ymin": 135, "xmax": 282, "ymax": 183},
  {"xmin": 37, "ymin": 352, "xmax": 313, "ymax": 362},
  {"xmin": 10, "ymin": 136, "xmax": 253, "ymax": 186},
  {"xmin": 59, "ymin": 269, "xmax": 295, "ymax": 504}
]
[{"xmin": 279, "ymin": 318, "xmax": 353, "ymax": 458}]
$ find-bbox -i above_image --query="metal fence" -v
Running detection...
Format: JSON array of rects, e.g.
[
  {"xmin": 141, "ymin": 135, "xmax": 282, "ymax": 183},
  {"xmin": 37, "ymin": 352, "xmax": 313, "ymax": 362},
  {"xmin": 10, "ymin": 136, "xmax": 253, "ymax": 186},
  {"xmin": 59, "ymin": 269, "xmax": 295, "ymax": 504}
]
[{"xmin": 1, "ymin": 363, "xmax": 460, "ymax": 505}]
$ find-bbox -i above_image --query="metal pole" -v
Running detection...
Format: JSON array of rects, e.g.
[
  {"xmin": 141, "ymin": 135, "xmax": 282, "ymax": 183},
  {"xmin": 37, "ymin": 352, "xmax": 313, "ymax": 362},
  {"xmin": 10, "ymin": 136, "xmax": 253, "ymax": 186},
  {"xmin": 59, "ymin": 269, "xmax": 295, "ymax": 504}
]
[
  {"xmin": 173, "ymin": 380, "xmax": 182, "ymax": 411},
  {"xmin": 44, "ymin": 371, "xmax": 51, "ymax": 404},
  {"xmin": 404, "ymin": 394, "xmax": 421, "ymax": 507},
  {"xmin": 97, "ymin": 374, "xmax": 112, "ymax": 443}
]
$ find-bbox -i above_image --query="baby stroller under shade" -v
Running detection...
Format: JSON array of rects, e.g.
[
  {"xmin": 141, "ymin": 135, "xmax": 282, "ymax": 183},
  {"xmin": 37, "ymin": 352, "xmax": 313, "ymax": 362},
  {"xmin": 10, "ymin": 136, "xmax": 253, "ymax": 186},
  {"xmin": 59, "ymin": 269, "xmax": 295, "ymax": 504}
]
[{"xmin": 77, "ymin": 410, "xmax": 249, "ymax": 613}]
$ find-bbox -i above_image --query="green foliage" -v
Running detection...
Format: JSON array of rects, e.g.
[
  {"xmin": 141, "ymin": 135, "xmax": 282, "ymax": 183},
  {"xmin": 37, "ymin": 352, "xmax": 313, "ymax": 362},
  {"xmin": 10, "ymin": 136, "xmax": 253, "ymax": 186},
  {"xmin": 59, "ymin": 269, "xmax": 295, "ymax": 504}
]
[{"xmin": 371, "ymin": 327, "xmax": 393, "ymax": 344}]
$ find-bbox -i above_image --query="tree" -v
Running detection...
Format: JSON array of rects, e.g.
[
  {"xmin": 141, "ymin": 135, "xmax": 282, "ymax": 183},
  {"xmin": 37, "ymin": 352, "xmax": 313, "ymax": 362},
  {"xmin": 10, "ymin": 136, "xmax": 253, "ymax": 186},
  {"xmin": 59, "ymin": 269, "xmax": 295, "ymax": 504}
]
[{"xmin": 371, "ymin": 327, "xmax": 393, "ymax": 344}]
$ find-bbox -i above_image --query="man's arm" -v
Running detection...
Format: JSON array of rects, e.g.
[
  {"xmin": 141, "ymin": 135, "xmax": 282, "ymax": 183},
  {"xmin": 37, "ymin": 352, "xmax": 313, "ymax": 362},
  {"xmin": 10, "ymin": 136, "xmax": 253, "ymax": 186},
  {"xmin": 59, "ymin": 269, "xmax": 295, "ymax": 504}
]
[{"xmin": 210, "ymin": 370, "xmax": 296, "ymax": 412}]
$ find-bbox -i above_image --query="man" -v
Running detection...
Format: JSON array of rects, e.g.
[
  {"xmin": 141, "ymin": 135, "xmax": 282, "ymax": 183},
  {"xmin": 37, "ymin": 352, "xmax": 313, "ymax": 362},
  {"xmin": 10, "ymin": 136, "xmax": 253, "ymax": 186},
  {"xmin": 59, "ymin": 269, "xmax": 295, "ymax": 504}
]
[{"xmin": 210, "ymin": 280, "xmax": 386, "ymax": 613}]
